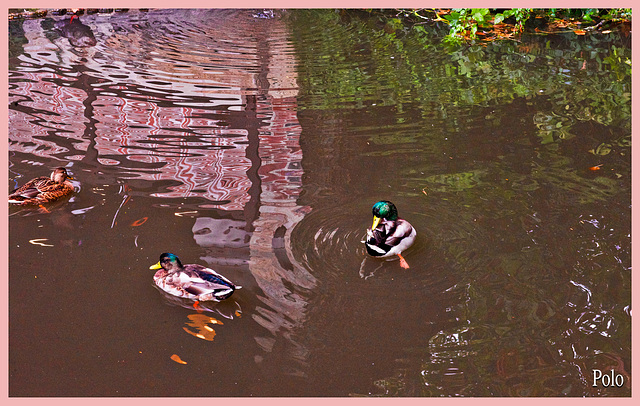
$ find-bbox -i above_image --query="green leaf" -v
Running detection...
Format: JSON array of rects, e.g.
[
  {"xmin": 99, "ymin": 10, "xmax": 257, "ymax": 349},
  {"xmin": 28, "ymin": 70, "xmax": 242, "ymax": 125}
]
[
  {"xmin": 470, "ymin": 25, "xmax": 478, "ymax": 38},
  {"xmin": 472, "ymin": 9, "xmax": 489, "ymax": 23},
  {"xmin": 591, "ymin": 143, "xmax": 612, "ymax": 155}
]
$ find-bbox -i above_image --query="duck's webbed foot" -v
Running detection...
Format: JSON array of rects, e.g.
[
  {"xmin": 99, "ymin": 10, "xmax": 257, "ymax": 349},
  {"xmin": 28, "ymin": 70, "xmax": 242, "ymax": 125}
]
[{"xmin": 398, "ymin": 253, "xmax": 409, "ymax": 269}]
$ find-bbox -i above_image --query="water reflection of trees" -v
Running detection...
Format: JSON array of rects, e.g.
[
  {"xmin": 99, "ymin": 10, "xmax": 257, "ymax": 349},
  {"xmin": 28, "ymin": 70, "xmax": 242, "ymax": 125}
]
[
  {"xmin": 291, "ymin": 10, "xmax": 630, "ymax": 396},
  {"xmin": 292, "ymin": 10, "xmax": 630, "ymax": 136}
]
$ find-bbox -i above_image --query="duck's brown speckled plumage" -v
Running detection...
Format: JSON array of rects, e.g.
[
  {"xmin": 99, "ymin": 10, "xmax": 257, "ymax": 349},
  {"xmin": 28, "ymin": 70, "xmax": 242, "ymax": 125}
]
[
  {"xmin": 150, "ymin": 253, "xmax": 237, "ymax": 301},
  {"xmin": 9, "ymin": 167, "xmax": 74, "ymax": 205}
]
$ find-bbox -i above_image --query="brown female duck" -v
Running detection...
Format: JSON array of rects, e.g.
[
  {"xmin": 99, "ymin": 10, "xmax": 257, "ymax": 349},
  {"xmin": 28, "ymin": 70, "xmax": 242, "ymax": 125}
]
[{"xmin": 9, "ymin": 167, "xmax": 74, "ymax": 205}]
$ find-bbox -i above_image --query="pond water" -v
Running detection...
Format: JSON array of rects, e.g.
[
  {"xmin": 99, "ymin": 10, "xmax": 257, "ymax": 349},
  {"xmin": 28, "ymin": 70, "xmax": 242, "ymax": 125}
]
[{"xmin": 8, "ymin": 9, "xmax": 631, "ymax": 397}]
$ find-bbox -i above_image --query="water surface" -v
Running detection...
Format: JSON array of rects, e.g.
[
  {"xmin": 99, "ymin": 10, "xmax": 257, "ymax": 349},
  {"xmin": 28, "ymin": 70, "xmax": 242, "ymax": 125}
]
[{"xmin": 8, "ymin": 9, "xmax": 631, "ymax": 396}]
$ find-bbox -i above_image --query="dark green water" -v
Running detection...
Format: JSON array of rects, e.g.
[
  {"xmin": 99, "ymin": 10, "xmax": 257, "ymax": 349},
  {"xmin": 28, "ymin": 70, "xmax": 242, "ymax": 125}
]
[{"xmin": 9, "ymin": 9, "xmax": 631, "ymax": 396}]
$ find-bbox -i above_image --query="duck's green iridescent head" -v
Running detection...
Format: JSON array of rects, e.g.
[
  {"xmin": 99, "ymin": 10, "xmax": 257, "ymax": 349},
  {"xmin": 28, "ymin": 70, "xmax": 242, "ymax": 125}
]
[
  {"xmin": 150, "ymin": 252, "xmax": 183, "ymax": 271},
  {"xmin": 371, "ymin": 200, "xmax": 398, "ymax": 229}
]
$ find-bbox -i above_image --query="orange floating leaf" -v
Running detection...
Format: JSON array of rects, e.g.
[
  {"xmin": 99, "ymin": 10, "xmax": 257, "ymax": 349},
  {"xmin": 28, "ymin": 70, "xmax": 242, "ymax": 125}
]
[
  {"xmin": 574, "ymin": 29, "xmax": 586, "ymax": 35},
  {"xmin": 130, "ymin": 217, "xmax": 148, "ymax": 227},
  {"xmin": 170, "ymin": 354, "xmax": 187, "ymax": 364}
]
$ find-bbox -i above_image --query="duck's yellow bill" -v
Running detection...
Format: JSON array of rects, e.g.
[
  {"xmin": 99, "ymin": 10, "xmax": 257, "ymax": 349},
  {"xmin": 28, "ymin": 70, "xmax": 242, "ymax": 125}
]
[
  {"xmin": 372, "ymin": 216, "xmax": 381, "ymax": 230},
  {"xmin": 150, "ymin": 261, "xmax": 162, "ymax": 270}
]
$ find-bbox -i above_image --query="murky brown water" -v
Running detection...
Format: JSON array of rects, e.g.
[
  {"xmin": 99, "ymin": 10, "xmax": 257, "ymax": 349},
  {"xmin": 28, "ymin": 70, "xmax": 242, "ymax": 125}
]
[{"xmin": 9, "ymin": 9, "xmax": 631, "ymax": 396}]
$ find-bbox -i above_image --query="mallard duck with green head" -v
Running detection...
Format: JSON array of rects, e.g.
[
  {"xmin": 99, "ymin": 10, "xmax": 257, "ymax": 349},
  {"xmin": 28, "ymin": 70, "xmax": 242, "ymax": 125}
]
[
  {"xmin": 150, "ymin": 253, "xmax": 238, "ymax": 302},
  {"xmin": 364, "ymin": 200, "xmax": 416, "ymax": 269},
  {"xmin": 9, "ymin": 167, "xmax": 74, "ymax": 205}
]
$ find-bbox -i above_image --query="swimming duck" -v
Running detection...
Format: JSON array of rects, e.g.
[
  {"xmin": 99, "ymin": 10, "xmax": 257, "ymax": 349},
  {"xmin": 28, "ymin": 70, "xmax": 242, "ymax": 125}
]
[
  {"xmin": 150, "ymin": 253, "xmax": 237, "ymax": 302},
  {"xmin": 9, "ymin": 167, "xmax": 75, "ymax": 205},
  {"xmin": 364, "ymin": 200, "xmax": 416, "ymax": 269}
]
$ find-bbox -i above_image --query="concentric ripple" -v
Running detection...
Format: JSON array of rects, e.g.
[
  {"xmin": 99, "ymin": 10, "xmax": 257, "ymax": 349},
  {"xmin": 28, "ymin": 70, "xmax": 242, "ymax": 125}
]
[{"xmin": 290, "ymin": 198, "xmax": 464, "ymax": 296}]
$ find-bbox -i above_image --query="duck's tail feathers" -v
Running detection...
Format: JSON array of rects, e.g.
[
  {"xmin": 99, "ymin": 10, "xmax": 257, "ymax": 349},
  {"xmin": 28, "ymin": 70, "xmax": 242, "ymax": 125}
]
[{"xmin": 213, "ymin": 287, "xmax": 236, "ymax": 300}]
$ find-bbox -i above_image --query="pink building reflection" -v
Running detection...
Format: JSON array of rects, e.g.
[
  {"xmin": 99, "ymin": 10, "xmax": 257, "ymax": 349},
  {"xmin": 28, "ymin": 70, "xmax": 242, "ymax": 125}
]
[
  {"xmin": 10, "ymin": 9, "xmax": 302, "ymax": 213},
  {"xmin": 9, "ymin": 9, "xmax": 315, "ymax": 376}
]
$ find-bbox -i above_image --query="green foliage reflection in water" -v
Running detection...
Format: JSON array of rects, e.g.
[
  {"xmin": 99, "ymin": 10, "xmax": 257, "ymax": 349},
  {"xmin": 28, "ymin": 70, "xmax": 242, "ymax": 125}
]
[
  {"xmin": 290, "ymin": 10, "xmax": 630, "ymax": 396},
  {"xmin": 291, "ymin": 9, "xmax": 630, "ymax": 138}
]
